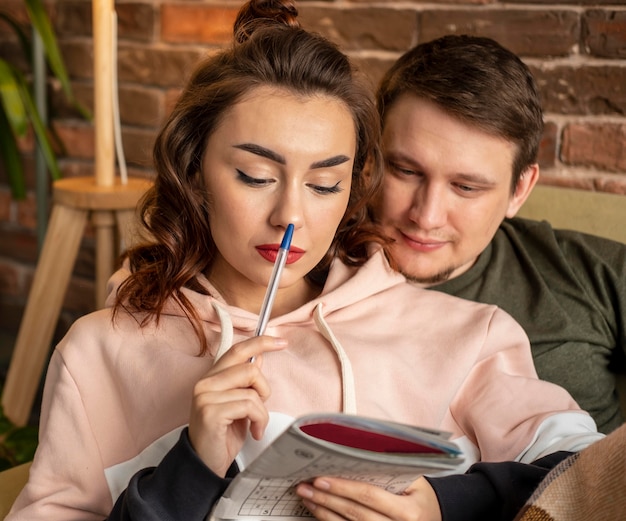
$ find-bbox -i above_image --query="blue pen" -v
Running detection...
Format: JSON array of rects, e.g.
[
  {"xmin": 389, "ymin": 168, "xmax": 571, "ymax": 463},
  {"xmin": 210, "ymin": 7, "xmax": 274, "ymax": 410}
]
[{"xmin": 250, "ymin": 224, "xmax": 294, "ymax": 362}]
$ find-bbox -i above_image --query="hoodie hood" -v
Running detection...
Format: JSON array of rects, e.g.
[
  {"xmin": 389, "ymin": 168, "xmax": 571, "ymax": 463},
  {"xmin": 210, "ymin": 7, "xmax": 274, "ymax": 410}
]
[{"xmin": 105, "ymin": 247, "xmax": 406, "ymax": 415}]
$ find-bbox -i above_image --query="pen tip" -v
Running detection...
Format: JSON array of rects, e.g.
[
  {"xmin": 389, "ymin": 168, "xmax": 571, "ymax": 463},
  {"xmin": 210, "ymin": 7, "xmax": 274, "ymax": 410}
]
[{"xmin": 281, "ymin": 224, "xmax": 294, "ymax": 250}]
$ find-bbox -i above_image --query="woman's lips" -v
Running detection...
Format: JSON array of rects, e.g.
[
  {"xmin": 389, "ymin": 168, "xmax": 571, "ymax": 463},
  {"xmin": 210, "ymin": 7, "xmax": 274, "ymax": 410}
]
[{"xmin": 256, "ymin": 245, "xmax": 305, "ymax": 264}]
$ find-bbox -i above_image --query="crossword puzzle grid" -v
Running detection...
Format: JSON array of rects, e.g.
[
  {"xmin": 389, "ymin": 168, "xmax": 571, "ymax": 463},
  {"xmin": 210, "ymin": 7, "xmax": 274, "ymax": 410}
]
[
  {"xmin": 238, "ymin": 478, "xmax": 312, "ymax": 517},
  {"xmin": 237, "ymin": 466, "xmax": 407, "ymax": 518}
]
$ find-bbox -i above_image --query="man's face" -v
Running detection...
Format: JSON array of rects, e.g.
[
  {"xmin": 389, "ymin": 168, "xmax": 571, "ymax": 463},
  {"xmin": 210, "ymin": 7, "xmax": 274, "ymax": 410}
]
[{"xmin": 376, "ymin": 94, "xmax": 533, "ymax": 285}]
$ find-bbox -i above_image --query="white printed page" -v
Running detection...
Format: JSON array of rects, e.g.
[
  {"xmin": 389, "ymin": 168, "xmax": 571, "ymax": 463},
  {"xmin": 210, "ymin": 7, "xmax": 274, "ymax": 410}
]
[{"xmin": 209, "ymin": 421, "xmax": 455, "ymax": 521}]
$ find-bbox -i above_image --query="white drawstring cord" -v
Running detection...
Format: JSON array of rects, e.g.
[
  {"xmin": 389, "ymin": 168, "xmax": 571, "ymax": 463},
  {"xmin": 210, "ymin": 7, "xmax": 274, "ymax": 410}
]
[{"xmin": 313, "ymin": 302, "xmax": 357, "ymax": 414}]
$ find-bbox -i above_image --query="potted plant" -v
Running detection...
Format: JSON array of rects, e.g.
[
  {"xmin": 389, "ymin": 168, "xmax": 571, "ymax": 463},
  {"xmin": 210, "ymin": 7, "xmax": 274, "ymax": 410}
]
[{"xmin": 0, "ymin": 0, "xmax": 87, "ymax": 200}]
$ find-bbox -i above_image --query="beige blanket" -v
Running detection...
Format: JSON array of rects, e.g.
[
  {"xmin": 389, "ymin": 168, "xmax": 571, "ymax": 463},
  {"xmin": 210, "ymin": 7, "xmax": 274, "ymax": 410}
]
[{"xmin": 516, "ymin": 423, "xmax": 626, "ymax": 520}]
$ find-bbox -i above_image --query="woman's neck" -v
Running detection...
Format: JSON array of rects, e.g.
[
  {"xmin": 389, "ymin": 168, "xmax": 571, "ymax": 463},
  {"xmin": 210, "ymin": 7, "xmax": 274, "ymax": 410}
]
[{"xmin": 206, "ymin": 263, "xmax": 322, "ymax": 317}]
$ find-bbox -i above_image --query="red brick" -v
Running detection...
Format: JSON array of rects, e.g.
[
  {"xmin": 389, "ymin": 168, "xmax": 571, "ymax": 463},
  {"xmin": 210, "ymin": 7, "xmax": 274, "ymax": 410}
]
[
  {"xmin": 349, "ymin": 0, "xmax": 493, "ymax": 3},
  {"xmin": 0, "ymin": 190, "xmax": 13, "ymax": 223},
  {"xmin": 118, "ymin": 86, "xmax": 165, "ymax": 127},
  {"xmin": 537, "ymin": 173, "xmax": 596, "ymax": 191},
  {"xmin": 56, "ymin": 0, "xmax": 92, "ymax": 37},
  {"xmin": 117, "ymin": 45, "xmax": 205, "ymax": 88},
  {"xmin": 51, "ymin": 79, "xmax": 93, "ymax": 120},
  {"xmin": 115, "ymin": 3, "xmax": 156, "ymax": 42},
  {"xmin": 0, "ymin": 262, "xmax": 20, "ymax": 297},
  {"xmin": 161, "ymin": 5, "xmax": 238, "ymax": 44},
  {"xmin": 352, "ymin": 55, "xmax": 396, "ymax": 93},
  {"xmin": 0, "ymin": 152, "xmax": 38, "ymax": 195},
  {"xmin": 299, "ymin": 6, "xmax": 417, "ymax": 52},
  {"xmin": 53, "ymin": 121, "xmax": 95, "ymax": 160},
  {"xmin": 120, "ymin": 128, "xmax": 158, "ymax": 169},
  {"xmin": 16, "ymin": 193, "xmax": 38, "ymax": 229},
  {"xmin": 531, "ymin": 64, "xmax": 626, "ymax": 115},
  {"xmin": 59, "ymin": 40, "xmax": 95, "ymax": 81},
  {"xmin": 164, "ymin": 87, "xmax": 183, "ymax": 118},
  {"xmin": 561, "ymin": 123, "xmax": 626, "ymax": 172},
  {"xmin": 57, "ymin": 1, "xmax": 155, "ymax": 42},
  {"xmin": 583, "ymin": 10, "xmax": 626, "ymax": 58},
  {"xmin": 418, "ymin": 9, "xmax": 580, "ymax": 57},
  {"xmin": 0, "ymin": 0, "xmax": 29, "ymax": 27},
  {"xmin": 594, "ymin": 176, "xmax": 626, "ymax": 195},
  {"xmin": 516, "ymin": 0, "xmax": 625, "ymax": 5},
  {"xmin": 538, "ymin": 121, "xmax": 558, "ymax": 169},
  {"xmin": 60, "ymin": 161, "xmax": 98, "ymax": 180},
  {"xmin": 0, "ymin": 228, "xmax": 39, "ymax": 264}
]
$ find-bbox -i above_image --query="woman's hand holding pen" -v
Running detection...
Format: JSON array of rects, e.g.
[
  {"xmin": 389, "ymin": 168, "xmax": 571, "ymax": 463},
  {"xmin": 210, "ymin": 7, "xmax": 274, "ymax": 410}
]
[{"xmin": 188, "ymin": 335, "xmax": 287, "ymax": 477}]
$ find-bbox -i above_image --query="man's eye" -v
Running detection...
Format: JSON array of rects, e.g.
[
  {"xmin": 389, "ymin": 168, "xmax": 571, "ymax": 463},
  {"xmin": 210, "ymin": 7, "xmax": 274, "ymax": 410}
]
[
  {"xmin": 388, "ymin": 162, "xmax": 416, "ymax": 176},
  {"xmin": 455, "ymin": 183, "xmax": 486, "ymax": 196},
  {"xmin": 236, "ymin": 169, "xmax": 271, "ymax": 186},
  {"xmin": 308, "ymin": 181, "xmax": 343, "ymax": 195}
]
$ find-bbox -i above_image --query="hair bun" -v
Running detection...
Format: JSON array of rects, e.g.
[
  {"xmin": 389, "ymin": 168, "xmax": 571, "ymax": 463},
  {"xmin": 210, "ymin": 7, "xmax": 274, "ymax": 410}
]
[{"xmin": 234, "ymin": 0, "xmax": 300, "ymax": 43}]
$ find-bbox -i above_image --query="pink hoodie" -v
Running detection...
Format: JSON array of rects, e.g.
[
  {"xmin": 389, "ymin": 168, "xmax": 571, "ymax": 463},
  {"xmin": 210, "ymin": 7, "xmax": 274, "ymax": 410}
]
[{"xmin": 8, "ymin": 249, "xmax": 602, "ymax": 520}]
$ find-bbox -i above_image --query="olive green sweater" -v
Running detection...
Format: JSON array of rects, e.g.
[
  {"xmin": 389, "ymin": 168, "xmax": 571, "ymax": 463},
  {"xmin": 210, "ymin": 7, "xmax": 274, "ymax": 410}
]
[{"xmin": 432, "ymin": 217, "xmax": 626, "ymax": 434}]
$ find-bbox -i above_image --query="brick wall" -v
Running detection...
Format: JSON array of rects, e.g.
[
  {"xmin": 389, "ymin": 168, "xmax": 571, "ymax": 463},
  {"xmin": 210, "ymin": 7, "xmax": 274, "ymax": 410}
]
[{"xmin": 1, "ymin": 0, "xmax": 625, "ymax": 349}]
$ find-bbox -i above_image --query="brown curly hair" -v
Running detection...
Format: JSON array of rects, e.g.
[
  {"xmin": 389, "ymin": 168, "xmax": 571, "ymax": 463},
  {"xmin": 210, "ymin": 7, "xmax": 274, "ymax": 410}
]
[{"xmin": 113, "ymin": 0, "xmax": 389, "ymax": 353}]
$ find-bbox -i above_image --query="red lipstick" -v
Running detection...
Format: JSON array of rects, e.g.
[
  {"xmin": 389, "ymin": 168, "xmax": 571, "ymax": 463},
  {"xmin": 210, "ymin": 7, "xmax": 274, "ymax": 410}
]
[{"xmin": 256, "ymin": 244, "xmax": 304, "ymax": 264}]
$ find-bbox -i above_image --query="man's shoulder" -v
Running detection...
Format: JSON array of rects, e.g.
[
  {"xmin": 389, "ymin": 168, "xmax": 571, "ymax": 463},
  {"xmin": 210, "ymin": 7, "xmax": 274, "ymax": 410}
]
[
  {"xmin": 500, "ymin": 217, "xmax": 626, "ymax": 256},
  {"xmin": 432, "ymin": 216, "xmax": 624, "ymax": 298}
]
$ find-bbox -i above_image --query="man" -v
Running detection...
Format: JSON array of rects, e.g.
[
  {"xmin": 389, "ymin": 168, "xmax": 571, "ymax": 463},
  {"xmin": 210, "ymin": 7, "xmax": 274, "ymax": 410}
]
[{"xmin": 374, "ymin": 34, "xmax": 626, "ymax": 434}]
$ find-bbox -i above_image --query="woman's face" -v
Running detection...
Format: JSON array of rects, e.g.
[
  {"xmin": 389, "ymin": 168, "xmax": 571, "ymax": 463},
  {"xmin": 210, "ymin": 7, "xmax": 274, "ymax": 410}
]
[{"xmin": 203, "ymin": 86, "xmax": 356, "ymax": 312}]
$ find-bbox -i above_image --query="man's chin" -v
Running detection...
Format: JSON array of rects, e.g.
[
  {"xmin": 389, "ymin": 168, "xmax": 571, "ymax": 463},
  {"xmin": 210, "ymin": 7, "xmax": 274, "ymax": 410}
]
[{"xmin": 400, "ymin": 267, "xmax": 455, "ymax": 287}]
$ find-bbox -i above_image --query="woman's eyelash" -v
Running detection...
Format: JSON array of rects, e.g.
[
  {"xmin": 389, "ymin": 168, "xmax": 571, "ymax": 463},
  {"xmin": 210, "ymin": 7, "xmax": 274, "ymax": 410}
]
[
  {"xmin": 236, "ymin": 169, "xmax": 270, "ymax": 186},
  {"xmin": 310, "ymin": 181, "xmax": 343, "ymax": 194},
  {"xmin": 237, "ymin": 170, "xmax": 342, "ymax": 194}
]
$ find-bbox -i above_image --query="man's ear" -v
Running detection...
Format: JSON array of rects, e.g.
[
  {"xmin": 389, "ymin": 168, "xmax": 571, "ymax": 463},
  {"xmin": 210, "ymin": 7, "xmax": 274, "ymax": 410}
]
[{"xmin": 505, "ymin": 164, "xmax": 539, "ymax": 218}]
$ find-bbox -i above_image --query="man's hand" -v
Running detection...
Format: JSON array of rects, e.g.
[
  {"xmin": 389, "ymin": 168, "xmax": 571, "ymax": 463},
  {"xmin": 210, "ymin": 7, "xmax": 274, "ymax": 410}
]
[{"xmin": 295, "ymin": 476, "xmax": 442, "ymax": 521}]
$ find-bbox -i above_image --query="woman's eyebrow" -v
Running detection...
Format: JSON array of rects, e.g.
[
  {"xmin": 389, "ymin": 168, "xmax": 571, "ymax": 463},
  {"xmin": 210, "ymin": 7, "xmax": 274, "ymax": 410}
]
[
  {"xmin": 234, "ymin": 143, "xmax": 350, "ymax": 169},
  {"xmin": 310, "ymin": 155, "xmax": 351, "ymax": 169},
  {"xmin": 234, "ymin": 143, "xmax": 285, "ymax": 164}
]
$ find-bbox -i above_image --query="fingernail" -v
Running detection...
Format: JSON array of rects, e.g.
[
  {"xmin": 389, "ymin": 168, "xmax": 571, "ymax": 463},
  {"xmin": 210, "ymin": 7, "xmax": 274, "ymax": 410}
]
[
  {"xmin": 302, "ymin": 499, "xmax": 316, "ymax": 512},
  {"xmin": 296, "ymin": 484, "xmax": 313, "ymax": 498},
  {"xmin": 315, "ymin": 479, "xmax": 330, "ymax": 490},
  {"xmin": 274, "ymin": 338, "xmax": 288, "ymax": 347}
]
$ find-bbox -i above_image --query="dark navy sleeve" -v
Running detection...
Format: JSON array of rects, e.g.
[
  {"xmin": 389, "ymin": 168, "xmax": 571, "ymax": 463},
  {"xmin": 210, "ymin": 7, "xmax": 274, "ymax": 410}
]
[
  {"xmin": 425, "ymin": 451, "xmax": 573, "ymax": 521},
  {"xmin": 106, "ymin": 428, "xmax": 237, "ymax": 521}
]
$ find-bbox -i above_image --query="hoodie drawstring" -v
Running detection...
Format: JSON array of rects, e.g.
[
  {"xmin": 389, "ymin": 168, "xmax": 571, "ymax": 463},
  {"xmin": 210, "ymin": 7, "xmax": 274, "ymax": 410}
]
[
  {"xmin": 314, "ymin": 302, "xmax": 357, "ymax": 415},
  {"xmin": 210, "ymin": 300, "xmax": 356, "ymax": 415},
  {"xmin": 212, "ymin": 301, "xmax": 234, "ymax": 362}
]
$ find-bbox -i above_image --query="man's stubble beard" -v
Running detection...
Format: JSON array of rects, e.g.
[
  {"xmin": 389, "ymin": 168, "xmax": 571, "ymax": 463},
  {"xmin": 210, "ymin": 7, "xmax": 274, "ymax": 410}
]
[{"xmin": 400, "ymin": 266, "xmax": 455, "ymax": 286}]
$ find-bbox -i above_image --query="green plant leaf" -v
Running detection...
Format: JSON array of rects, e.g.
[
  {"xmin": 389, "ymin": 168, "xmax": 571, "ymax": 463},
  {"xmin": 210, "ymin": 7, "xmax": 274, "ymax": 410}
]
[
  {"xmin": 14, "ymin": 70, "xmax": 62, "ymax": 180},
  {"xmin": 0, "ymin": 59, "xmax": 28, "ymax": 198},
  {"xmin": 24, "ymin": 0, "xmax": 73, "ymax": 101},
  {"xmin": 0, "ymin": 60, "xmax": 28, "ymax": 136},
  {"xmin": 0, "ymin": 406, "xmax": 38, "ymax": 467}
]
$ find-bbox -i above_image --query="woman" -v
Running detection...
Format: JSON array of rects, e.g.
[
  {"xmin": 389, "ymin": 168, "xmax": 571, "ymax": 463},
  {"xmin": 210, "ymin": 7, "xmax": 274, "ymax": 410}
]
[{"xmin": 8, "ymin": 1, "xmax": 601, "ymax": 520}]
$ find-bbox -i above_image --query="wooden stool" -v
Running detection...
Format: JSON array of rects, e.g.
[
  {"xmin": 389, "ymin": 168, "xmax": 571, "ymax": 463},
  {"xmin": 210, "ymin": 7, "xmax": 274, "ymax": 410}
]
[{"xmin": 2, "ymin": 176, "xmax": 152, "ymax": 426}]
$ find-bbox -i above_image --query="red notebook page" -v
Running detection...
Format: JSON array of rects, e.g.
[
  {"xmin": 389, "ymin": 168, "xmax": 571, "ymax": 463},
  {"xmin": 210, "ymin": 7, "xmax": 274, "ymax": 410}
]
[{"xmin": 299, "ymin": 423, "xmax": 444, "ymax": 454}]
